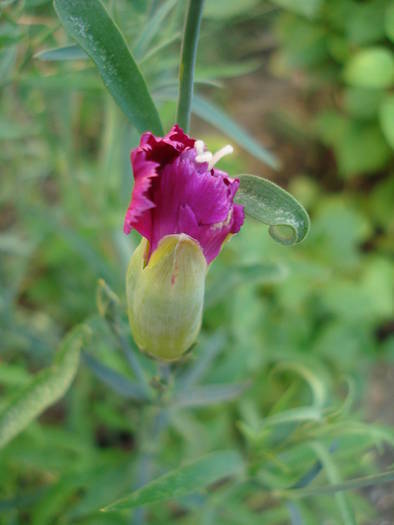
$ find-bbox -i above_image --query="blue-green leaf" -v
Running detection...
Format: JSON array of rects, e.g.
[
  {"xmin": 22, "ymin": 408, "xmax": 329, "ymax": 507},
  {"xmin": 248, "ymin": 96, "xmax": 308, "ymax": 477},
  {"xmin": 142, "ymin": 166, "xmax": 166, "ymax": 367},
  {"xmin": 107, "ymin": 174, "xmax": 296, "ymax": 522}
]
[
  {"xmin": 35, "ymin": 44, "xmax": 88, "ymax": 61},
  {"xmin": 53, "ymin": 0, "xmax": 163, "ymax": 134},
  {"xmin": 235, "ymin": 174, "xmax": 310, "ymax": 245},
  {"xmin": 102, "ymin": 450, "xmax": 244, "ymax": 511},
  {"xmin": 172, "ymin": 383, "xmax": 249, "ymax": 408},
  {"xmin": 192, "ymin": 95, "xmax": 279, "ymax": 169},
  {"xmin": 82, "ymin": 353, "xmax": 149, "ymax": 401}
]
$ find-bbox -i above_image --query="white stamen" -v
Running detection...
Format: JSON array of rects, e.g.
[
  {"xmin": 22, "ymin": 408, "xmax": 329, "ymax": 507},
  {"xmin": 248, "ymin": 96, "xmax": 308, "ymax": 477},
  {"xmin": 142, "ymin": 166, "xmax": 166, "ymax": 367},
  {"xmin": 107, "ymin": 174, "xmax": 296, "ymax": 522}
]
[
  {"xmin": 194, "ymin": 139, "xmax": 234, "ymax": 170},
  {"xmin": 195, "ymin": 152, "xmax": 213, "ymax": 164},
  {"xmin": 208, "ymin": 145, "xmax": 234, "ymax": 170},
  {"xmin": 194, "ymin": 140, "xmax": 205, "ymax": 156}
]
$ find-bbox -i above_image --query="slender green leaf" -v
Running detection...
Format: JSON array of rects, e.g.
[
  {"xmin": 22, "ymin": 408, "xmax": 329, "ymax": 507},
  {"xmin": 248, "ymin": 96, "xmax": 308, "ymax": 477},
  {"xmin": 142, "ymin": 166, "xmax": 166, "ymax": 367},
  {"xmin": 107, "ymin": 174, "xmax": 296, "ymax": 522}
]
[
  {"xmin": 35, "ymin": 44, "xmax": 88, "ymax": 61},
  {"xmin": 235, "ymin": 174, "xmax": 310, "ymax": 245},
  {"xmin": 134, "ymin": 0, "xmax": 177, "ymax": 60},
  {"xmin": 271, "ymin": 362, "xmax": 327, "ymax": 409},
  {"xmin": 311, "ymin": 443, "xmax": 356, "ymax": 525},
  {"xmin": 281, "ymin": 469, "xmax": 394, "ymax": 498},
  {"xmin": 192, "ymin": 95, "xmax": 279, "ymax": 169},
  {"xmin": 53, "ymin": 0, "xmax": 163, "ymax": 134},
  {"xmin": 0, "ymin": 325, "xmax": 89, "ymax": 449},
  {"xmin": 82, "ymin": 353, "xmax": 148, "ymax": 401},
  {"xmin": 177, "ymin": 0, "xmax": 205, "ymax": 132},
  {"xmin": 260, "ymin": 406, "xmax": 322, "ymax": 428},
  {"xmin": 102, "ymin": 450, "xmax": 244, "ymax": 511},
  {"xmin": 140, "ymin": 32, "xmax": 181, "ymax": 65}
]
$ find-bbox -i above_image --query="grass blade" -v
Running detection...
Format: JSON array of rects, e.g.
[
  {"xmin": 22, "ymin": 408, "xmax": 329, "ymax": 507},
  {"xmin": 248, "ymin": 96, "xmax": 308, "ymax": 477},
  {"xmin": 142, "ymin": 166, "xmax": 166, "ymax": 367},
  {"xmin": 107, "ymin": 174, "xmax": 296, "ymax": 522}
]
[
  {"xmin": 176, "ymin": 0, "xmax": 205, "ymax": 132},
  {"xmin": 54, "ymin": 0, "xmax": 163, "ymax": 134}
]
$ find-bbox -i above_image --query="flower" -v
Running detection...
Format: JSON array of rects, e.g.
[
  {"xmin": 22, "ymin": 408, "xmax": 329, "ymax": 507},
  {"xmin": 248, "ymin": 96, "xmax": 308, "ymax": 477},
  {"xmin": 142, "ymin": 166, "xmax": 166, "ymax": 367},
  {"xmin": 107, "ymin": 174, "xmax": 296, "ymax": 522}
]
[
  {"xmin": 124, "ymin": 125, "xmax": 244, "ymax": 360},
  {"xmin": 123, "ymin": 125, "xmax": 244, "ymax": 264}
]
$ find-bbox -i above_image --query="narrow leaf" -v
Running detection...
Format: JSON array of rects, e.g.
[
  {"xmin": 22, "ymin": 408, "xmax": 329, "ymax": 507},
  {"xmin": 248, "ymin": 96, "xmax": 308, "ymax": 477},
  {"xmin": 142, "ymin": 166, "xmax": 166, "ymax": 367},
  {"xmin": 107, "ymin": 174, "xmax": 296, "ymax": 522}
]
[
  {"xmin": 192, "ymin": 95, "xmax": 279, "ymax": 169},
  {"xmin": 35, "ymin": 44, "xmax": 88, "ymax": 61},
  {"xmin": 281, "ymin": 470, "xmax": 394, "ymax": 498},
  {"xmin": 0, "ymin": 325, "xmax": 89, "ymax": 449},
  {"xmin": 134, "ymin": 0, "xmax": 178, "ymax": 60},
  {"xmin": 172, "ymin": 383, "xmax": 249, "ymax": 408},
  {"xmin": 311, "ymin": 443, "xmax": 356, "ymax": 525},
  {"xmin": 53, "ymin": 0, "xmax": 163, "ymax": 134},
  {"xmin": 235, "ymin": 174, "xmax": 310, "ymax": 245},
  {"xmin": 177, "ymin": 0, "xmax": 205, "ymax": 132},
  {"xmin": 176, "ymin": 332, "xmax": 226, "ymax": 390},
  {"xmin": 82, "ymin": 353, "xmax": 149, "ymax": 401},
  {"xmin": 102, "ymin": 450, "xmax": 244, "ymax": 511}
]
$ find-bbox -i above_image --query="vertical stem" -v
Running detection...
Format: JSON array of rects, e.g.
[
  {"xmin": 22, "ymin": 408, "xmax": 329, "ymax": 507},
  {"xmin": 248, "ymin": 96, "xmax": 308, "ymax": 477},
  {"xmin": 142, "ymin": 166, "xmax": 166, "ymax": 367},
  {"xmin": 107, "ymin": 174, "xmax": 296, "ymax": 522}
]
[{"xmin": 176, "ymin": 0, "xmax": 205, "ymax": 133}]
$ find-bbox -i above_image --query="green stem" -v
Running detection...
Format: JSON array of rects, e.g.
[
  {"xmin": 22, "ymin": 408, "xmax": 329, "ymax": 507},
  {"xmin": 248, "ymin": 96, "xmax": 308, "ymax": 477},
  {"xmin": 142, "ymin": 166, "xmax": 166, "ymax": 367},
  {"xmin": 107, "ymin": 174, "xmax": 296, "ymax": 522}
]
[{"xmin": 176, "ymin": 0, "xmax": 205, "ymax": 133}]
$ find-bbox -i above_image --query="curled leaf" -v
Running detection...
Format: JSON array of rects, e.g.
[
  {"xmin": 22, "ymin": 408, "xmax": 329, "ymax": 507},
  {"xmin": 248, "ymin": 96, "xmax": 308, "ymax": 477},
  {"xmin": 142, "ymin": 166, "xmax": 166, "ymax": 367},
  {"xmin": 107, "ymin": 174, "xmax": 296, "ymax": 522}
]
[{"xmin": 235, "ymin": 174, "xmax": 310, "ymax": 245}]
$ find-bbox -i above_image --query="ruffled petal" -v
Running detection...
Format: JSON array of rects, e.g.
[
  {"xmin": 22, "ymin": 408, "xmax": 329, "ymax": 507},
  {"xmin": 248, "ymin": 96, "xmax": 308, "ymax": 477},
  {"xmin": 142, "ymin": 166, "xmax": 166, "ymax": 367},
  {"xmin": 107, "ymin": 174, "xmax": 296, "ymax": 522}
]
[
  {"xmin": 123, "ymin": 125, "xmax": 194, "ymax": 239},
  {"xmin": 124, "ymin": 126, "xmax": 244, "ymax": 264}
]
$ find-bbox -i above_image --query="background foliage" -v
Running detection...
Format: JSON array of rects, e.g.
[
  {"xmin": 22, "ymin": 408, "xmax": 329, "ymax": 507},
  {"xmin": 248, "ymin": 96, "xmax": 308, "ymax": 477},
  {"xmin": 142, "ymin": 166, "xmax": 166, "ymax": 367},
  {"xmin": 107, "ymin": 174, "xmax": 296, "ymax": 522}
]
[{"xmin": 0, "ymin": 0, "xmax": 393, "ymax": 524}]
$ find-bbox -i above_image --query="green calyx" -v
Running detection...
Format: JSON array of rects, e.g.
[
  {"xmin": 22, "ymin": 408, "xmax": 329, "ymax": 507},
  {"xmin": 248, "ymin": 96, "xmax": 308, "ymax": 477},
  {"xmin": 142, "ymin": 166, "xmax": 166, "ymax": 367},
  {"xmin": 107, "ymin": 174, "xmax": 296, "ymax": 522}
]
[{"xmin": 126, "ymin": 234, "xmax": 207, "ymax": 361}]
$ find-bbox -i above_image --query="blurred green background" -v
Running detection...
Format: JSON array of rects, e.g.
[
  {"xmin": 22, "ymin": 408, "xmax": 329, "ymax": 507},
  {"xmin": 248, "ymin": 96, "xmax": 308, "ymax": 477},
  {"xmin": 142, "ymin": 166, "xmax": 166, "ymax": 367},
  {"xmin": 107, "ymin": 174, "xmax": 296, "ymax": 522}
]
[{"xmin": 1, "ymin": 0, "xmax": 393, "ymax": 524}]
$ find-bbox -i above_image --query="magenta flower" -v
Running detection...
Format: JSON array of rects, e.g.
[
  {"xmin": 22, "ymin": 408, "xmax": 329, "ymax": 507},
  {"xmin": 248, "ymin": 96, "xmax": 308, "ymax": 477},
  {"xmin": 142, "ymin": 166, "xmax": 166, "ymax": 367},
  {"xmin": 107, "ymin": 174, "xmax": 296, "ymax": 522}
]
[{"xmin": 123, "ymin": 125, "xmax": 244, "ymax": 264}]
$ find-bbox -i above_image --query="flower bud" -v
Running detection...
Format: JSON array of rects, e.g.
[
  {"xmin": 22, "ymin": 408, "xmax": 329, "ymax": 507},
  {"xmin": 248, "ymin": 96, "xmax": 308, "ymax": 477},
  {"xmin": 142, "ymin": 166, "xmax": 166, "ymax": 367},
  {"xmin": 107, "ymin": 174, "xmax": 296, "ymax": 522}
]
[{"xmin": 126, "ymin": 234, "xmax": 207, "ymax": 361}]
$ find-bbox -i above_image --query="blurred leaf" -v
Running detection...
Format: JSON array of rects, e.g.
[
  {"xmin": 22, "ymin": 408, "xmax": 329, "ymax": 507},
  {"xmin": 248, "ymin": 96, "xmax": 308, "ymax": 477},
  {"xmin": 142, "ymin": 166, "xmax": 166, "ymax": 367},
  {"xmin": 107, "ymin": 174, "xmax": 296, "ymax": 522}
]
[
  {"xmin": 282, "ymin": 469, "xmax": 394, "ymax": 498},
  {"xmin": 379, "ymin": 94, "xmax": 394, "ymax": 149},
  {"xmin": 0, "ymin": 325, "xmax": 89, "ymax": 449},
  {"xmin": 235, "ymin": 174, "xmax": 310, "ymax": 245},
  {"xmin": 172, "ymin": 383, "xmax": 249, "ymax": 408},
  {"xmin": 315, "ymin": 112, "xmax": 391, "ymax": 177},
  {"xmin": 271, "ymin": 0, "xmax": 322, "ymax": 18},
  {"xmin": 35, "ymin": 44, "xmax": 88, "ymax": 61},
  {"xmin": 343, "ymin": 87, "xmax": 383, "ymax": 120},
  {"xmin": 272, "ymin": 362, "xmax": 327, "ymax": 409},
  {"xmin": 206, "ymin": 262, "xmax": 288, "ymax": 307},
  {"xmin": 133, "ymin": 0, "xmax": 177, "ymax": 59},
  {"xmin": 96, "ymin": 278, "xmax": 120, "ymax": 322},
  {"xmin": 176, "ymin": 332, "xmax": 227, "ymax": 390},
  {"xmin": 311, "ymin": 443, "xmax": 356, "ymax": 525},
  {"xmin": 204, "ymin": 0, "xmax": 260, "ymax": 19},
  {"xmin": 196, "ymin": 60, "xmax": 260, "ymax": 81},
  {"xmin": 54, "ymin": 0, "xmax": 163, "ymax": 134},
  {"xmin": 344, "ymin": 47, "xmax": 394, "ymax": 89},
  {"xmin": 82, "ymin": 353, "xmax": 149, "ymax": 401},
  {"xmin": 345, "ymin": 1, "xmax": 386, "ymax": 45},
  {"xmin": 386, "ymin": 2, "xmax": 394, "ymax": 43},
  {"xmin": 260, "ymin": 406, "xmax": 322, "ymax": 428},
  {"xmin": 192, "ymin": 95, "xmax": 279, "ymax": 169},
  {"xmin": 102, "ymin": 450, "xmax": 244, "ymax": 511}
]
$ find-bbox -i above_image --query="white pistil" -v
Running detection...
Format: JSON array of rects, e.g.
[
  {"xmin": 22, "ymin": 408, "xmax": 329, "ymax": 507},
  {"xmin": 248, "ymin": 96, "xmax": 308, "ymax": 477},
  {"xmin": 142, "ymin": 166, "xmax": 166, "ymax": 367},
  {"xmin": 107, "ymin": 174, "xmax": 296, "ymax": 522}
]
[{"xmin": 194, "ymin": 140, "xmax": 234, "ymax": 171}]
